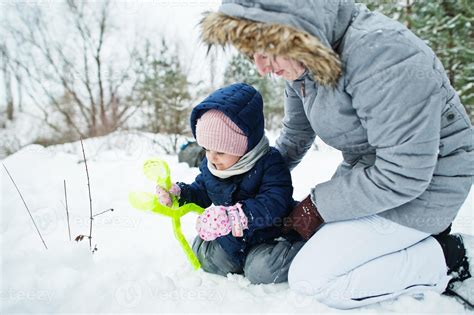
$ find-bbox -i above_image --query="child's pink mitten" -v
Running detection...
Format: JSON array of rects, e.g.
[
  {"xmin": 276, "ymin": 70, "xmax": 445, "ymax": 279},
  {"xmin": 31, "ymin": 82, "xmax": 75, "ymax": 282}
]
[
  {"xmin": 155, "ymin": 183, "xmax": 181, "ymax": 207},
  {"xmin": 196, "ymin": 204, "xmax": 248, "ymax": 241}
]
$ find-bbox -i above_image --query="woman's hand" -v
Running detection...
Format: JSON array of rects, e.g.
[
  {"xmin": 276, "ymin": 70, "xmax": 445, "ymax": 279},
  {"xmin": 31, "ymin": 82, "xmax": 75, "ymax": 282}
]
[
  {"xmin": 155, "ymin": 183, "xmax": 181, "ymax": 207},
  {"xmin": 196, "ymin": 203, "xmax": 248, "ymax": 241},
  {"xmin": 283, "ymin": 195, "xmax": 325, "ymax": 240}
]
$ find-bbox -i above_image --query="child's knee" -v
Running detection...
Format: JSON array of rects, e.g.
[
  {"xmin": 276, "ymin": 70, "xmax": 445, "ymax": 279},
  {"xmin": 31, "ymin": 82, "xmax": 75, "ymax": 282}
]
[
  {"xmin": 244, "ymin": 241, "xmax": 304, "ymax": 284},
  {"xmin": 191, "ymin": 236, "xmax": 205, "ymax": 256},
  {"xmin": 192, "ymin": 236, "xmax": 242, "ymax": 276}
]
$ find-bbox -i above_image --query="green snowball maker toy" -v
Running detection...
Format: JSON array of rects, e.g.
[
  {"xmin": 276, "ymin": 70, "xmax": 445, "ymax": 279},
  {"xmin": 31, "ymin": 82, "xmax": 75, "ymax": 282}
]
[{"xmin": 128, "ymin": 158, "xmax": 204, "ymax": 269}]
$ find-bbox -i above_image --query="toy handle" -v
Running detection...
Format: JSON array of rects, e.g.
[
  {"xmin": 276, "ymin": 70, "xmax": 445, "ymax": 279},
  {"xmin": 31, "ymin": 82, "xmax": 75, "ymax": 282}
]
[{"xmin": 172, "ymin": 218, "xmax": 201, "ymax": 269}]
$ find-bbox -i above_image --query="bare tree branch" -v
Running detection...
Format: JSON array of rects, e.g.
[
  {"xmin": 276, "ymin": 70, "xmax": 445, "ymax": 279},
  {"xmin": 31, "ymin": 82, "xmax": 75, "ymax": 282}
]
[{"xmin": 95, "ymin": 1, "xmax": 109, "ymax": 132}]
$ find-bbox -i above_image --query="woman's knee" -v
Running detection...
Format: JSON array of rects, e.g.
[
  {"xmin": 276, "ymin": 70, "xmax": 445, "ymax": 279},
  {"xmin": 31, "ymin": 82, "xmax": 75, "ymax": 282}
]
[
  {"xmin": 289, "ymin": 258, "xmax": 353, "ymax": 309},
  {"xmin": 288, "ymin": 240, "xmax": 334, "ymax": 295}
]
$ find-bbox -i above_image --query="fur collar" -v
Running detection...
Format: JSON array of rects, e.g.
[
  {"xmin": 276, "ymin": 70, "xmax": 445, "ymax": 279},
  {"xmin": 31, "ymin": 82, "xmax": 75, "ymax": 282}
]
[{"xmin": 200, "ymin": 12, "xmax": 342, "ymax": 86}]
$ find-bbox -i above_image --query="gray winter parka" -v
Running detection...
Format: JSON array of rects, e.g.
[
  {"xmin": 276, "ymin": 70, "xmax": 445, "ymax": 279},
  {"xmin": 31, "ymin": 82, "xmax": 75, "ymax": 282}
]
[{"xmin": 200, "ymin": 0, "xmax": 474, "ymax": 234}]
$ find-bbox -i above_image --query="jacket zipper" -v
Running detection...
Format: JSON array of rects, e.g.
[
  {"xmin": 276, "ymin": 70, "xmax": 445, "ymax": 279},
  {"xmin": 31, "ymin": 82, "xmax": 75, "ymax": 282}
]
[{"xmin": 301, "ymin": 80, "xmax": 306, "ymax": 98}]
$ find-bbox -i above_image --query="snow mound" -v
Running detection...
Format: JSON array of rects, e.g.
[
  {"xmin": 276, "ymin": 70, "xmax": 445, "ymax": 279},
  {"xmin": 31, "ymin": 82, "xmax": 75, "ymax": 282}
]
[{"xmin": 1, "ymin": 132, "xmax": 472, "ymax": 313}]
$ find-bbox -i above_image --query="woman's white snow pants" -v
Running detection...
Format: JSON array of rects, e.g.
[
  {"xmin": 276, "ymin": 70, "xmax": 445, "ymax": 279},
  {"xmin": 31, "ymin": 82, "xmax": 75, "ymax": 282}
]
[{"xmin": 288, "ymin": 215, "xmax": 451, "ymax": 309}]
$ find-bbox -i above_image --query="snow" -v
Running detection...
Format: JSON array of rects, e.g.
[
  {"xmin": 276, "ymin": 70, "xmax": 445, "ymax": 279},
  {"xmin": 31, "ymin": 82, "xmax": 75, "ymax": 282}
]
[
  {"xmin": 1, "ymin": 132, "xmax": 473, "ymax": 314},
  {"xmin": 0, "ymin": 112, "xmax": 47, "ymax": 158}
]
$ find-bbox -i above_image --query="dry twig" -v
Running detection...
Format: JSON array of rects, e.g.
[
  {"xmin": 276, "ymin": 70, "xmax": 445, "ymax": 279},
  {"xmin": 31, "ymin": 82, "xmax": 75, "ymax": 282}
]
[
  {"xmin": 3, "ymin": 163, "xmax": 48, "ymax": 250},
  {"xmin": 79, "ymin": 138, "xmax": 93, "ymax": 249},
  {"xmin": 92, "ymin": 208, "xmax": 114, "ymax": 218},
  {"xmin": 63, "ymin": 179, "xmax": 71, "ymax": 241}
]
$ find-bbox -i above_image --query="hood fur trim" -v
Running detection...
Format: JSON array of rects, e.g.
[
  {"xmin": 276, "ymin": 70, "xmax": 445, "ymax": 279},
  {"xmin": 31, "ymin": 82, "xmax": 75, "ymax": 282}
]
[{"xmin": 200, "ymin": 12, "xmax": 341, "ymax": 86}]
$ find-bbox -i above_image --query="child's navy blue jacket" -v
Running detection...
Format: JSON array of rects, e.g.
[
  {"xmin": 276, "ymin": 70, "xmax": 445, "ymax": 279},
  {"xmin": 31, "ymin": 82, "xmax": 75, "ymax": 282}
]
[{"xmin": 178, "ymin": 83, "xmax": 294, "ymax": 266}]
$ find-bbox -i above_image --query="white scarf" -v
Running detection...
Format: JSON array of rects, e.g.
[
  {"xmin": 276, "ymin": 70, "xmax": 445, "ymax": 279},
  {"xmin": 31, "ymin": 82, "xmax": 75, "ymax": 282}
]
[{"xmin": 207, "ymin": 135, "xmax": 270, "ymax": 179}]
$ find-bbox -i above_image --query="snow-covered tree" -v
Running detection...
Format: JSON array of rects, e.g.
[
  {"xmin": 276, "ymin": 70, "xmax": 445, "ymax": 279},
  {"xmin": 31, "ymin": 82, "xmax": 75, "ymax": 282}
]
[
  {"xmin": 366, "ymin": 0, "xmax": 474, "ymax": 122},
  {"xmin": 223, "ymin": 54, "xmax": 285, "ymax": 130},
  {"xmin": 132, "ymin": 39, "xmax": 195, "ymax": 153}
]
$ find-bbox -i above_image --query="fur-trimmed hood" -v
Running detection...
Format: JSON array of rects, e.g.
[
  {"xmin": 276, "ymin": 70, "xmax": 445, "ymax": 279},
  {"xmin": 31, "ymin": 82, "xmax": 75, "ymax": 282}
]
[{"xmin": 200, "ymin": 0, "xmax": 356, "ymax": 86}]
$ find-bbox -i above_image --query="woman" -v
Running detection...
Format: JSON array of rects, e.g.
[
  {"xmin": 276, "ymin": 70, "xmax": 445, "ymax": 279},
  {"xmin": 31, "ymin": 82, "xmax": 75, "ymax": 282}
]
[{"xmin": 199, "ymin": 0, "xmax": 474, "ymax": 309}]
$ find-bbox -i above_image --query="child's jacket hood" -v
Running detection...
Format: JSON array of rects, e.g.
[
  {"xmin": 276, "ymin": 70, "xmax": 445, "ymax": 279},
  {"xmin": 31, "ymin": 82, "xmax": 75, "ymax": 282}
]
[{"xmin": 191, "ymin": 82, "xmax": 264, "ymax": 153}]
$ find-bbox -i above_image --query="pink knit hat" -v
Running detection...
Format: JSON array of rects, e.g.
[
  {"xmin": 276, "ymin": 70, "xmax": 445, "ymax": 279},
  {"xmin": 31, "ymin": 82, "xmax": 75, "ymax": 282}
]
[{"xmin": 196, "ymin": 109, "xmax": 248, "ymax": 156}]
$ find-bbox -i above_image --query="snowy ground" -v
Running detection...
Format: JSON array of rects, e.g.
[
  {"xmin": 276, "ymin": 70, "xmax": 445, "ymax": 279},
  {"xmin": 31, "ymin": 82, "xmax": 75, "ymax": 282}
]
[{"xmin": 1, "ymin": 132, "xmax": 473, "ymax": 314}]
